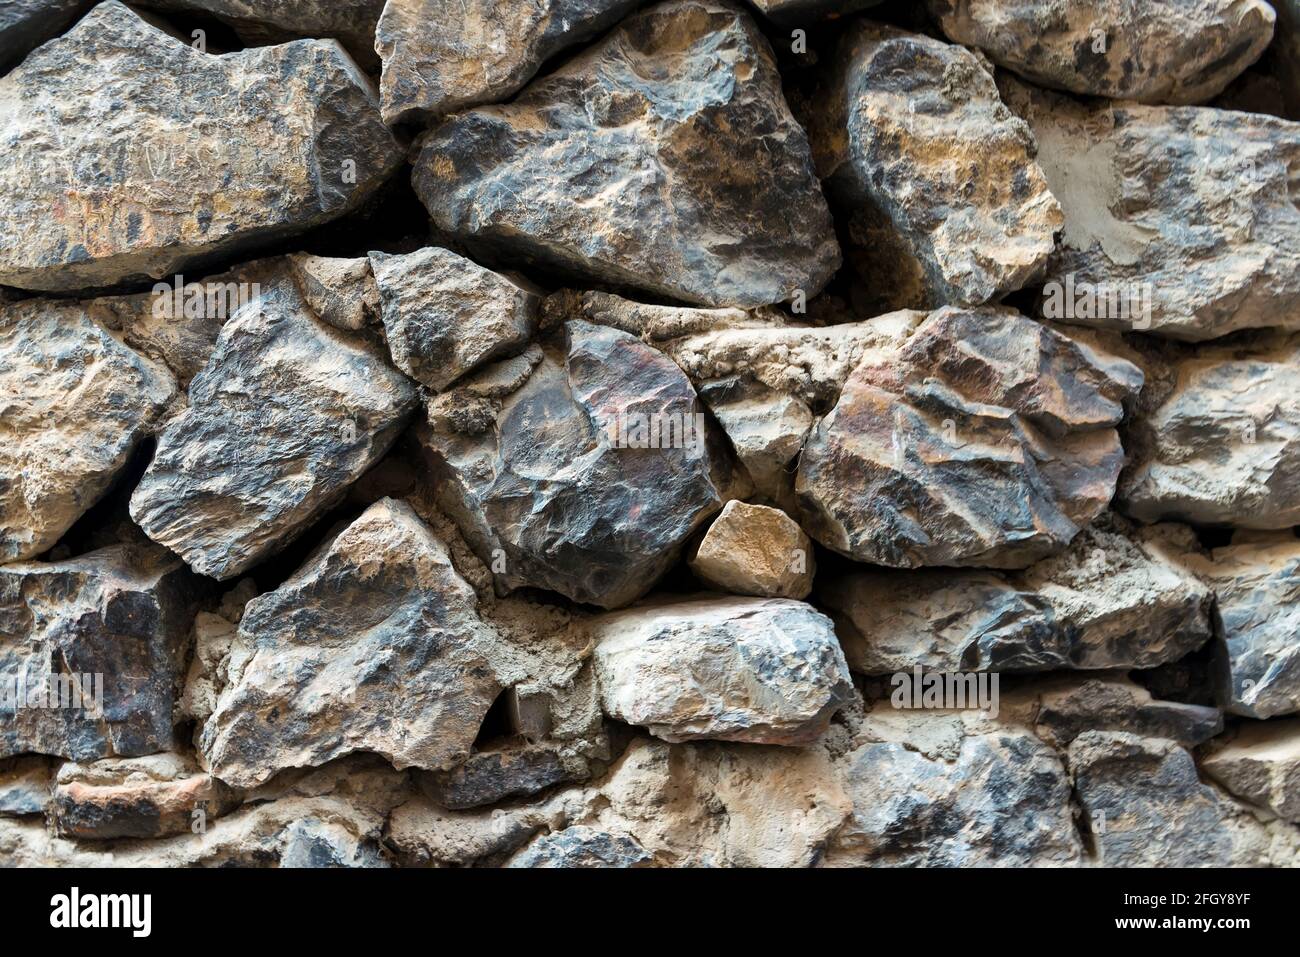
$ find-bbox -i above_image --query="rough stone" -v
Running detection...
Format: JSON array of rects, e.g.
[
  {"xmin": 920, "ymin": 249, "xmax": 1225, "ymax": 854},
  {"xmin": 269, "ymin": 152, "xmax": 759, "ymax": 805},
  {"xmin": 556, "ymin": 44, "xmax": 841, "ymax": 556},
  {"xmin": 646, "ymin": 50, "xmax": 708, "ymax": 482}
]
[
  {"xmin": 416, "ymin": 321, "xmax": 723, "ymax": 609},
  {"xmin": 506, "ymin": 825, "xmax": 652, "ymax": 868},
  {"xmin": 52, "ymin": 752, "xmax": 240, "ymax": 840},
  {"xmin": 805, "ymin": 22, "xmax": 1061, "ymax": 308},
  {"xmin": 420, "ymin": 744, "xmax": 587, "ymax": 811},
  {"xmin": 129, "ymin": 279, "xmax": 417, "ymax": 581},
  {"xmin": 822, "ymin": 521, "xmax": 1211, "ymax": 675},
  {"xmin": 137, "ymin": 0, "xmax": 387, "ymax": 70},
  {"xmin": 1006, "ymin": 79, "xmax": 1300, "ymax": 341},
  {"xmin": 797, "ymin": 306, "xmax": 1143, "ymax": 568},
  {"xmin": 929, "ymin": 0, "xmax": 1276, "ymax": 105},
  {"xmin": 0, "ymin": 543, "xmax": 200, "ymax": 761},
  {"xmin": 412, "ymin": 0, "xmax": 840, "ymax": 309},
  {"xmin": 0, "ymin": 756, "xmax": 53, "ymax": 817},
  {"xmin": 690, "ymin": 501, "xmax": 815, "ymax": 599},
  {"xmin": 1202, "ymin": 719, "xmax": 1300, "ymax": 823},
  {"xmin": 1069, "ymin": 731, "xmax": 1297, "ymax": 867},
  {"xmin": 1120, "ymin": 336, "xmax": 1300, "ymax": 527},
  {"xmin": 1, "ymin": 298, "xmax": 176, "ymax": 562},
  {"xmin": 0, "ymin": 2, "xmax": 403, "ymax": 293},
  {"xmin": 370, "ymin": 247, "xmax": 540, "ymax": 391},
  {"xmin": 591, "ymin": 596, "xmax": 852, "ymax": 745},
  {"xmin": 827, "ymin": 720, "xmax": 1083, "ymax": 867},
  {"xmin": 198, "ymin": 499, "xmax": 510, "ymax": 789},
  {"xmin": 1171, "ymin": 532, "xmax": 1300, "ymax": 718},
  {"xmin": 288, "ymin": 253, "xmax": 380, "ymax": 333},
  {"xmin": 376, "ymin": 0, "xmax": 639, "ymax": 124}
]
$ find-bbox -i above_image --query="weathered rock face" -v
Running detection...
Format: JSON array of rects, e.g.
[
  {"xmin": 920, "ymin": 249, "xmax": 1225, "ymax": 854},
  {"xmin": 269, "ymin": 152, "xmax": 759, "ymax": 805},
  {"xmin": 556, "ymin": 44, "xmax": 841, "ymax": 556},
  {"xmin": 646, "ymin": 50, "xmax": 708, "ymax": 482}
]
[
  {"xmin": 198, "ymin": 499, "xmax": 509, "ymax": 788},
  {"xmin": 821, "ymin": 522, "xmax": 1211, "ymax": 674},
  {"xmin": 0, "ymin": 544, "xmax": 200, "ymax": 761},
  {"xmin": 370, "ymin": 247, "xmax": 540, "ymax": 391},
  {"xmin": 1, "ymin": 299, "xmax": 176, "ymax": 562},
  {"xmin": 51, "ymin": 752, "xmax": 239, "ymax": 840},
  {"xmin": 0, "ymin": 756, "xmax": 53, "ymax": 817},
  {"xmin": 412, "ymin": 0, "xmax": 840, "ymax": 309},
  {"xmin": 1120, "ymin": 337, "xmax": 1300, "ymax": 527},
  {"xmin": 1006, "ymin": 79, "xmax": 1300, "ymax": 342},
  {"xmin": 1013, "ymin": 674, "xmax": 1223, "ymax": 750},
  {"xmin": 689, "ymin": 501, "xmax": 815, "ymax": 599},
  {"xmin": 416, "ymin": 321, "xmax": 723, "ymax": 608},
  {"xmin": 797, "ymin": 306, "xmax": 1143, "ymax": 569},
  {"xmin": 136, "ymin": 0, "xmax": 387, "ymax": 70},
  {"xmin": 929, "ymin": 0, "xmax": 1276, "ymax": 105},
  {"xmin": 827, "ymin": 721, "xmax": 1083, "ymax": 867},
  {"xmin": 288, "ymin": 254, "xmax": 380, "ymax": 333},
  {"xmin": 1069, "ymin": 731, "xmax": 1296, "ymax": 867},
  {"xmin": 805, "ymin": 22, "xmax": 1061, "ymax": 308},
  {"xmin": 0, "ymin": 1, "xmax": 89, "ymax": 73},
  {"xmin": 1170, "ymin": 532, "xmax": 1300, "ymax": 719},
  {"xmin": 376, "ymin": 0, "xmax": 639, "ymax": 124},
  {"xmin": 507, "ymin": 825, "xmax": 652, "ymax": 868},
  {"xmin": 1202, "ymin": 719, "xmax": 1300, "ymax": 823},
  {"xmin": 0, "ymin": 2, "xmax": 402, "ymax": 293},
  {"xmin": 420, "ymin": 743, "xmax": 587, "ymax": 811},
  {"xmin": 591, "ymin": 596, "xmax": 852, "ymax": 745},
  {"xmin": 130, "ymin": 280, "xmax": 418, "ymax": 580}
]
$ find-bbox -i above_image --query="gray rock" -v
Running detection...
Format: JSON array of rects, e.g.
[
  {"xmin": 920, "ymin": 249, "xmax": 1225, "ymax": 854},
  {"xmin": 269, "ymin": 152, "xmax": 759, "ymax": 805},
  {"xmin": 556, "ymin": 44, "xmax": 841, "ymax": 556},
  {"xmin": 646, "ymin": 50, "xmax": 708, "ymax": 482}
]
[
  {"xmin": 199, "ymin": 499, "xmax": 510, "ymax": 789},
  {"xmin": 0, "ymin": 756, "xmax": 53, "ymax": 817},
  {"xmin": 0, "ymin": 1, "xmax": 89, "ymax": 74},
  {"xmin": 0, "ymin": 543, "xmax": 201, "ymax": 761},
  {"xmin": 1171, "ymin": 532, "xmax": 1300, "ymax": 718},
  {"xmin": 376, "ymin": 0, "xmax": 639, "ymax": 124},
  {"xmin": 591, "ymin": 596, "xmax": 852, "ymax": 745},
  {"xmin": 1016, "ymin": 674, "xmax": 1223, "ymax": 749},
  {"xmin": 746, "ymin": 0, "xmax": 882, "ymax": 23},
  {"xmin": 129, "ymin": 278, "xmax": 418, "ymax": 581},
  {"xmin": 507, "ymin": 825, "xmax": 652, "ymax": 868},
  {"xmin": 1069, "ymin": 731, "xmax": 1296, "ymax": 866},
  {"xmin": 412, "ymin": 0, "xmax": 840, "ymax": 309},
  {"xmin": 796, "ymin": 306, "xmax": 1143, "ymax": 569},
  {"xmin": 821, "ymin": 521, "xmax": 1210, "ymax": 675},
  {"xmin": 419, "ymin": 744, "xmax": 585, "ymax": 810},
  {"xmin": 1, "ymin": 298, "xmax": 176, "ymax": 563},
  {"xmin": 1005, "ymin": 78, "xmax": 1300, "ymax": 341},
  {"xmin": 1120, "ymin": 336, "xmax": 1300, "ymax": 527},
  {"xmin": 929, "ymin": 0, "xmax": 1275, "ymax": 105},
  {"xmin": 370, "ymin": 247, "xmax": 540, "ymax": 391},
  {"xmin": 136, "ymin": 0, "xmax": 387, "ymax": 70},
  {"xmin": 52, "ymin": 752, "xmax": 240, "ymax": 840},
  {"xmin": 827, "ymin": 723, "xmax": 1083, "ymax": 867},
  {"xmin": 1202, "ymin": 719, "xmax": 1300, "ymax": 823},
  {"xmin": 805, "ymin": 22, "xmax": 1061, "ymax": 308},
  {"xmin": 0, "ymin": 2, "xmax": 402, "ymax": 293},
  {"xmin": 415, "ymin": 322, "xmax": 723, "ymax": 609}
]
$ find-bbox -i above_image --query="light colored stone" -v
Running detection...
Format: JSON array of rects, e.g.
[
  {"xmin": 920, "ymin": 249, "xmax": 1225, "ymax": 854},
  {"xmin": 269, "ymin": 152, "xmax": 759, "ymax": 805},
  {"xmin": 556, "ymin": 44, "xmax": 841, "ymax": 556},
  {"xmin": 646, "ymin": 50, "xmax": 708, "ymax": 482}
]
[
  {"xmin": 288, "ymin": 253, "xmax": 380, "ymax": 333},
  {"xmin": 1120, "ymin": 336, "xmax": 1300, "ymax": 527},
  {"xmin": 412, "ymin": 0, "xmax": 840, "ymax": 309},
  {"xmin": 1, "ymin": 298, "xmax": 176, "ymax": 562},
  {"xmin": 376, "ymin": 0, "xmax": 639, "ymax": 124},
  {"xmin": 930, "ymin": 0, "xmax": 1275, "ymax": 105},
  {"xmin": 591, "ymin": 595, "xmax": 852, "ymax": 745},
  {"xmin": 129, "ymin": 278, "xmax": 418, "ymax": 580},
  {"xmin": 806, "ymin": 22, "xmax": 1061, "ymax": 307},
  {"xmin": 0, "ymin": 2, "xmax": 402, "ymax": 292},
  {"xmin": 1006, "ymin": 78, "xmax": 1300, "ymax": 341},
  {"xmin": 198, "ymin": 499, "xmax": 509, "ymax": 788},
  {"xmin": 506, "ymin": 825, "xmax": 651, "ymax": 868},
  {"xmin": 1202, "ymin": 719, "xmax": 1300, "ymax": 822},
  {"xmin": 370, "ymin": 247, "xmax": 540, "ymax": 391},
  {"xmin": 690, "ymin": 501, "xmax": 814, "ymax": 599}
]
